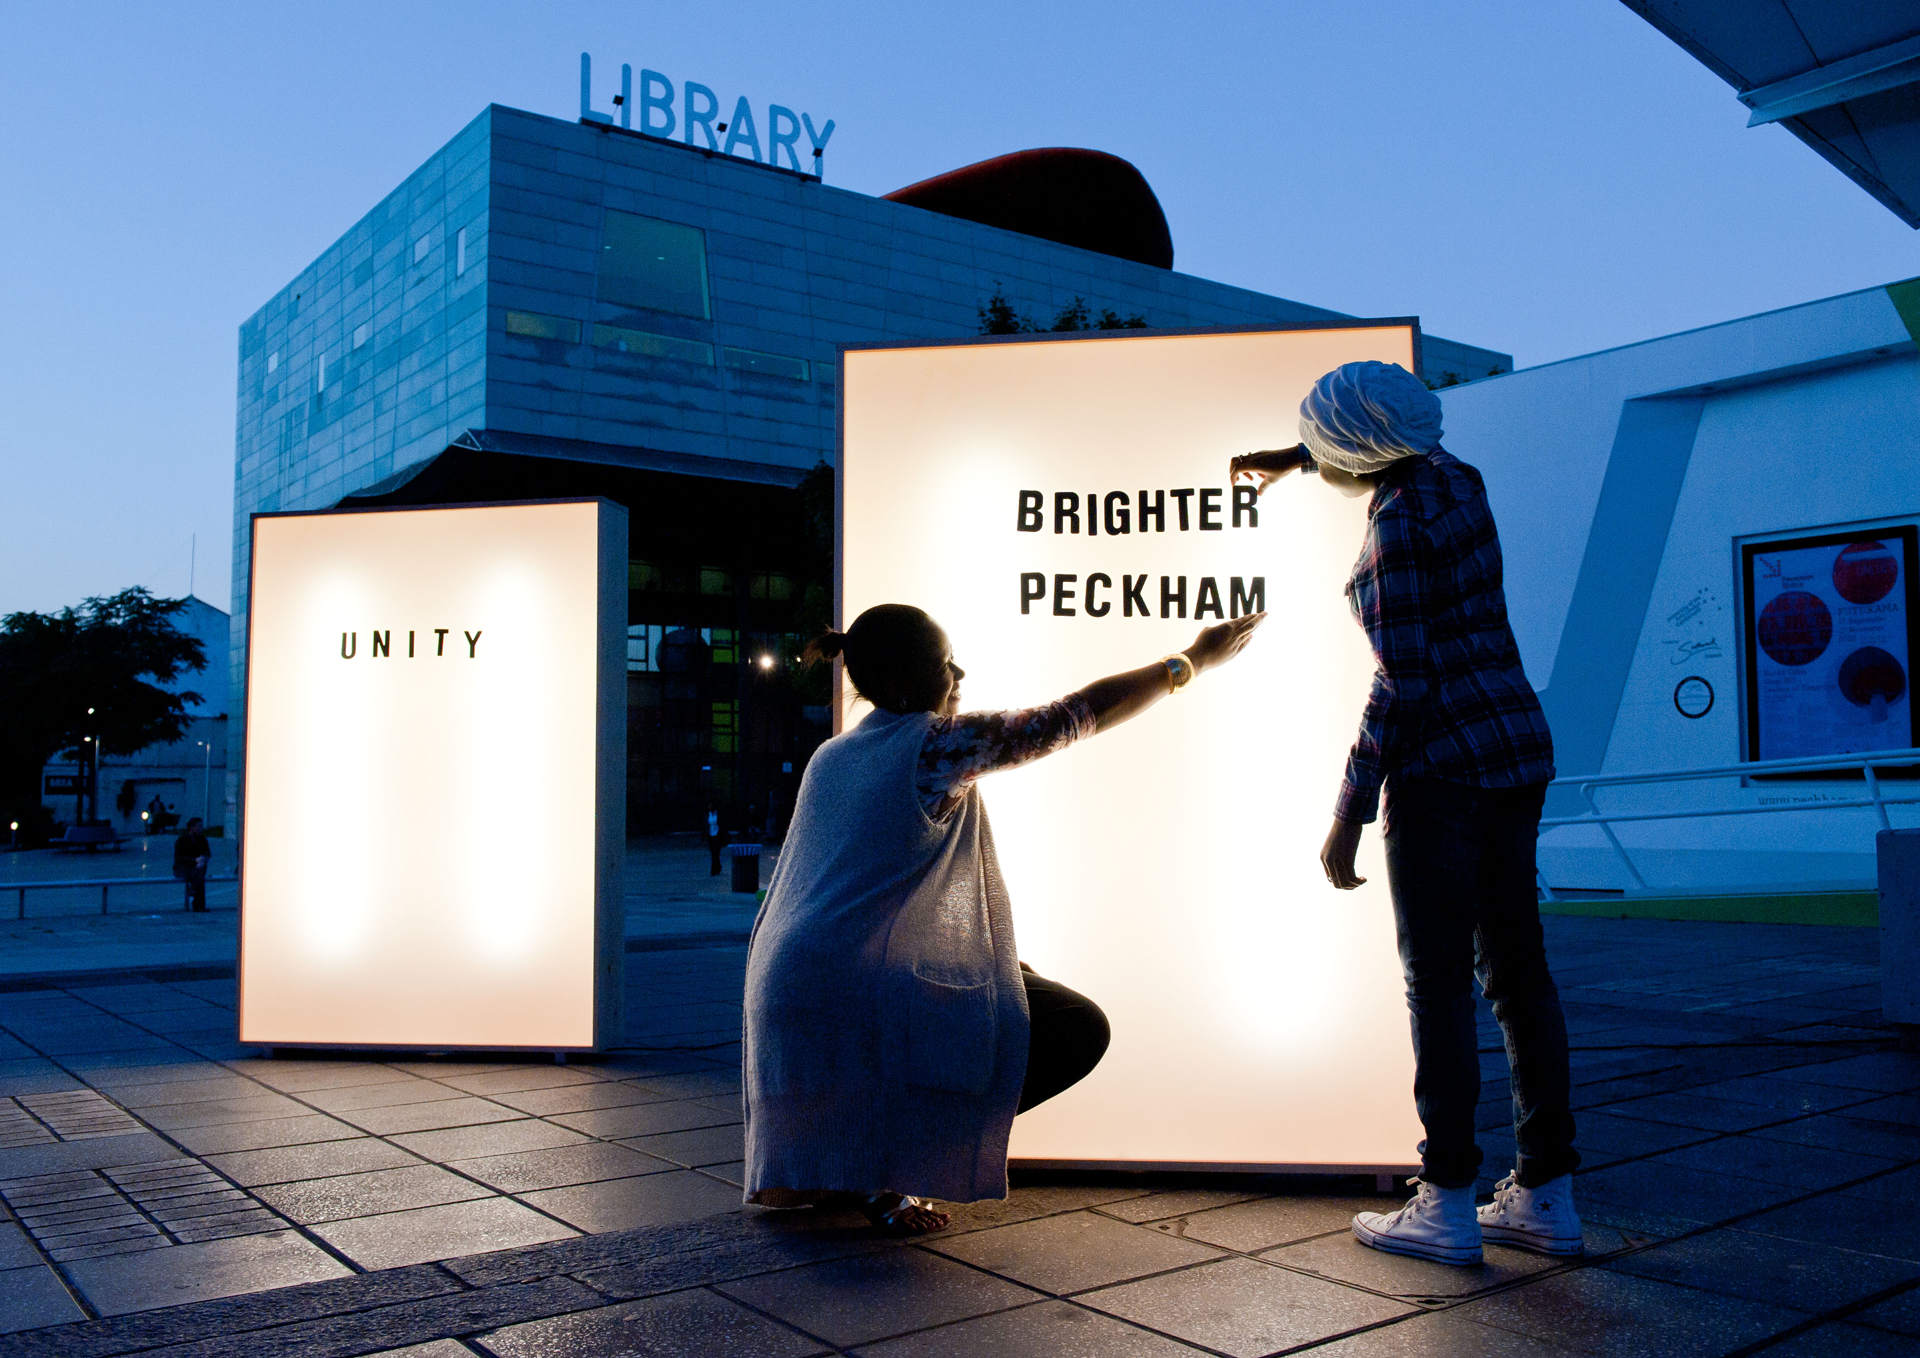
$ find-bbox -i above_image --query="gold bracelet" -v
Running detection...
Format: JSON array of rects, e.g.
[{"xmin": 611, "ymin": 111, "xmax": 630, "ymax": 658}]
[{"xmin": 1162, "ymin": 653, "xmax": 1196, "ymax": 693}]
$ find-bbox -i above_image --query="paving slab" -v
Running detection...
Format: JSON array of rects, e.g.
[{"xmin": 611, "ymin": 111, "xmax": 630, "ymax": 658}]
[
  {"xmin": 387, "ymin": 1119, "xmax": 587, "ymax": 1162},
  {"xmin": 203, "ymin": 1137, "xmax": 425, "ymax": 1187},
  {"xmin": 478, "ymin": 1287, "xmax": 830, "ymax": 1357},
  {"xmin": 927, "ymin": 1209, "xmax": 1222, "ymax": 1294},
  {"xmin": 61, "ymin": 1228, "xmax": 351, "ymax": 1316},
  {"xmin": 252, "ymin": 1164, "xmax": 495, "ymax": 1224},
  {"xmin": 851, "ymin": 1297, "xmax": 1208, "ymax": 1356},
  {"xmin": 1166, "ymin": 1193, "xmax": 1387, "ymax": 1253},
  {"xmin": 519, "ymin": 1168, "xmax": 743, "ymax": 1233},
  {"xmin": 1078, "ymin": 1255, "xmax": 1414, "ymax": 1357},
  {"xmin": 452, "ymin": 1142, "xmax": 677, "ymax": 1194},
  {"xmin": 309, "ymin": 1197, "xmax": 578, "ymax": 1270},
  {"xmin": 1451, "ymin": 1264, "xmax": 1810, "ymax": 1356},
  {"xmin": 716, "ymin": 1247, "xmax": 1043, "ymax": 1349}
]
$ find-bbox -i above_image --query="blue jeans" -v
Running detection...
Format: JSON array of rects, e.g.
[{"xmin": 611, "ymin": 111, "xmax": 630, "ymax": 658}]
[{"xmin": 1382, "ymin": 775, "xmax": 1577, "ymax": 1189}]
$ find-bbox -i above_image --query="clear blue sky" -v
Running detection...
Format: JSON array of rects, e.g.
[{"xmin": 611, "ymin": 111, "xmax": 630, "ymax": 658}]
[{"xmin": 1, "ymin": 0, "xmax": 1913, "ymax": 617}]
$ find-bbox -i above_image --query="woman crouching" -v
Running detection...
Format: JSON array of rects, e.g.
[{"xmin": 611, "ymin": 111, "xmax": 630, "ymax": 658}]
[{"xmin": 744, "ymin": 603, "xmax": 1264, "ymax": 1232}]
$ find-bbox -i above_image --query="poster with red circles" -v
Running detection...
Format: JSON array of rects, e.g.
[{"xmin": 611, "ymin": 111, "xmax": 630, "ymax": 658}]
[{"xmin": 1742, "ymin": 525, "xmax": 1918, "ymax": 761}]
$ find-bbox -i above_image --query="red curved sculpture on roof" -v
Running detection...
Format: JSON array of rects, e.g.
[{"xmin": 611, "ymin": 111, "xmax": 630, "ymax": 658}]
[{"xmin": 884, "ymin": 148, "xmax": 1173, "ymax": 270}]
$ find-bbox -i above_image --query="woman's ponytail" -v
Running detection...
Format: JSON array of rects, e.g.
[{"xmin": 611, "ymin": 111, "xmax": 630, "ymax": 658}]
[{"xmin": 801, "ymin": 629, "xmax": 849, "ymax": 666}]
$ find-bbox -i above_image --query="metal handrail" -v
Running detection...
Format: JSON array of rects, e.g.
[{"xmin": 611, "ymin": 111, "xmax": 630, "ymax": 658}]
[
  {"xmin": 5, "ymin": 875, "xmax": 238, "ymax": 920},
  {"xmin": 1538, "ymin": 747, "xmax": 1920, "ymax": 899}
]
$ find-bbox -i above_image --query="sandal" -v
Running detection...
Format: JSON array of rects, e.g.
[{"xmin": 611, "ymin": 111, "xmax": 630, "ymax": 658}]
[{"xmin": 860, "ymin": 1192, "xmax": 951, "ymax": 1234}]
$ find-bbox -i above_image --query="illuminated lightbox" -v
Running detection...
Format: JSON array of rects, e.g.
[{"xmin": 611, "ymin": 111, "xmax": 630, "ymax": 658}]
[
  {"xmin": 241, "ymin": 500, "xmax": 627, "ymax": 1051},
  {"xmin": 841, "ymin": 324, "xmax": 1425, "ymax": 1172}
]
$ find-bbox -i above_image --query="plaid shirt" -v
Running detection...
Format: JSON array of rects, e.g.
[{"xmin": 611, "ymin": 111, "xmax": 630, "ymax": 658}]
[{"xmin": 1337, "ymin": 449, "xmax": 1554, "ymax": 823}]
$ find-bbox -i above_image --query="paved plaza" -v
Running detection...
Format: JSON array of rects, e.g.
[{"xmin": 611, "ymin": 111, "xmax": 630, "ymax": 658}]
[{"xmin": 0, "ymin": 846, "xmax": 1912, "ymax": 1354}]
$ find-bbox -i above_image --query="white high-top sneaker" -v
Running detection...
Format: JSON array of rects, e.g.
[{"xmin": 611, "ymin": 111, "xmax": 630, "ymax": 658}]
[
  {"xmin": 1351, "ymin": 1179, "xmax": 1482, "ymax": 1265},
  {"xmin": 1477, "ymin": 1173, "xmax": 1584, "ymax": 1256}
]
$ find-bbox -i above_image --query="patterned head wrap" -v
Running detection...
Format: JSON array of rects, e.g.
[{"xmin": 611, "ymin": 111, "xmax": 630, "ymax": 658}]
[{"xmin": 1298, "ymin": 361, "xmax": 1442, "ymax": 476}]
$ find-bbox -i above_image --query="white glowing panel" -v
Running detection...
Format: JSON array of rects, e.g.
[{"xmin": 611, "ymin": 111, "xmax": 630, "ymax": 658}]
[
  {"xmin": 842, "ymin": 326, "xmax": 1424, "ymax": 1171},
  {"xmin": 241, "ymin": 500, "xmax": 626, "ymax": 1050}
]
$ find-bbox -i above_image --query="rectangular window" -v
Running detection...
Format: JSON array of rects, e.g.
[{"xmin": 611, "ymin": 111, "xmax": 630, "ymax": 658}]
[
  {"xmin": 750, "ymin": 572, "xmax": 796, "ymax": 601},
  {"xmin": 816, "ymin": 361, "xmax": 837, "ymax": 386},
  {"xmin": 598, "ymin": 211, "xmax": 710, "ymax": 318},
  {"xmin": 413, "ymin": 235, "xmax": 431, "ymax": 264},
  {"xmin": 267, "ymin": 351, "xmax": 279, "ymax": 374},
  {"xmin": 591, "ymin": 324, "xmax": 713, "ymax": 366},
  {"xmin": 700, "ymin": 568, "xmax": 733, "ymax": 598},
  {"xmin": 724, "ymin": 347, "xmax": 810, "ymax": 382},
  {"xmin": 626, "ymin": 625, "xmax": 651, "ymax": 672},
  {"xmin": 316, "ymin": 352, "xmax": 328, "ymax": 391},
  {"xmin": 352, "ymin": 322, "xmax": 371, "ymax": 350},
  {"xmin": 504, "ymin": 311, "xmax": 582, "ymax": 343},
  {"xmin": 456, "ymin": 228, "xmax": 468, "ymax": 276},
  {"xmin": 710, "ymin": 701, "xmax": 739, "ymax": 754}
]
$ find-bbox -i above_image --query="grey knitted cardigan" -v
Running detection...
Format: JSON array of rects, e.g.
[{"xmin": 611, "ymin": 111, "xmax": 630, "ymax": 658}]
[{"xmin": 743, "ymin": 707, "xmax": 1030, "ymax": 1204}]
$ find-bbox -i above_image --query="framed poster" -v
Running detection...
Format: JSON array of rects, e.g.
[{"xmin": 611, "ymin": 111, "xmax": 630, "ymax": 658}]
[
  {"xmin": 241, "ymin": 499, "xmax": 628, "ymax": 1051},
  {"xmin": 1741, "ymin": 523, "xmax": 1919, "ymax": 764},
  {"xmin": 840, "ymin": 321, "xmax": 1424, "ymax": 1173}
]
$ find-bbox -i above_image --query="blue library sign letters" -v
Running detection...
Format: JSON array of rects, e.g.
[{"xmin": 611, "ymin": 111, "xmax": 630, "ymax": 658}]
[{"xmin": 579, "ymin": 53, "xmax": 836, "ymax": 179}]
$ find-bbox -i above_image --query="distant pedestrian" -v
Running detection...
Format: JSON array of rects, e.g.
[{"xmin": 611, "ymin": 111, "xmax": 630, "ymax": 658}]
[
  {"xmin": 173, "ymin": 818, "xmax": 210, "ymax": 912},
  {"xmin": 1235, "ymin": 361, "xmax": 1581, "ymax": 1266},
  {"xmin": 707, "ymin": 808, "xmax": 724, "ymax": 876}
]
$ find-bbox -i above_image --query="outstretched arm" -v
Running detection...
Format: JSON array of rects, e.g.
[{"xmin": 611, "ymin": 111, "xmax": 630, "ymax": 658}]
[
  {"xmin": 1230, "ymin": 445, "xmax": 1314, "ymax": 495},
  {"xmin": 1076, "ymin": 613, "xmax": 1266, "ymax": 733}
]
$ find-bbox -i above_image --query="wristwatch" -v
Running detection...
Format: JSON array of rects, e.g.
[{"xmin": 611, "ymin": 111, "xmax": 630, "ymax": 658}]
[{"xmin": 1162, "ymin": 653, "xmax": 1196, "ymax": 693}]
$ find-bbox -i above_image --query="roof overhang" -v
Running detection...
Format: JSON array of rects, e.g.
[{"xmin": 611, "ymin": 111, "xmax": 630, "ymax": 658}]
[{"xmin": 1622, "ymin": 2, "xmax": 1920, "ymax": 227}]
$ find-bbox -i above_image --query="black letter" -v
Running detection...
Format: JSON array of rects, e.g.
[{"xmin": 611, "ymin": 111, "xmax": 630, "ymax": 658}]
[
  {"xmin": 1017, "ymin": 490, "xmax": 1043, "ymax": 532},
  {"xmin": 465, "ymin": 629, "xmax": 482, "ymax": 658},
  {"xmin": 408, "ymin": 630, "xmax": 416, "ymax": 658},
  {"xmin": 435, "ymin": 627, "xmax": 449, "ymax": 655},
  {"xmin": 1086, "ymin": 572, "xmax": 1111, "ymax": 616},
  {"xmin": 1199, "ymin": 488, "xmax": 1223, "ymax": 531},
  {"xmin": 1087, "ymin": 490, "xmax": 1098, "ymax": 536},
  {"xmin": 1054, "ymin": 492, "xmax": 1081, "ymax": 535},
  {"xmin": 1160, "ymin": 575, "xmax": 1187, "ymax": 619},
  {"xmin": 1138, "ymin": 490, "xmax": 1165, "ymax": 532},
  {"xmin": 1053, "ymin": 574, "xmax": 1077, "ymax": 616},
  {"xmin": 1196, "ymin": 576, "xmax": 1224, "ymax": 619},
  {"xmin": 1233, "ymin": 484, "xmax": 1259, "ymax": 528},
  {"xmin": 1104, "ymin": 491, "xmax": 1130, "ymax": 535},
  {"xmin": 1123, "ymin": 574, "xmax": 1147, "ymax": 616},
  {"xmin": 340, "ymin": 631, "xmax": 356, "ymax": 659},
  {"xmin": 1021, "ymin": 572, "xmax": 1046, "ymax": 614},
  {"xmin": 1171, "ymin": 488, "xmax": 1194, "ymax": 531},
  {"xmin": 372, "ymin": 630, "xmax": 390, "ymax": 658},
  {"xmin": 1231, "ymin": 576, "xmax": 1266, "ymax": 617}
]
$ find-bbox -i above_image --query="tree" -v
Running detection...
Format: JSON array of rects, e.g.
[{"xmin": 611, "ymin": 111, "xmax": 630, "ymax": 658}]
[
  {"xmin": 977, "ymin": 288, "xmax": 1148, "ymax": 335},
  {"xmin": 0, "ymin": 588, "xmax": 205, "ymax": 840}
]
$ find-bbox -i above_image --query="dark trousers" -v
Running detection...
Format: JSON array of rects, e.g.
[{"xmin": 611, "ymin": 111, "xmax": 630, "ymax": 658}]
[
  {"xmin": 184, "ymin": 865, "xmax": 207, "ymax": 912},
  {"xmin": 708, "ymin": 835, "xmax": 724, "ymax": 876},
  {"xmin": 1383, "ymin": 776, "xmax": 1577, "ymax": 1189},
  {"xmin": 1018, "ymin": 970, "xmax": 1110, "ymax": 1114}
]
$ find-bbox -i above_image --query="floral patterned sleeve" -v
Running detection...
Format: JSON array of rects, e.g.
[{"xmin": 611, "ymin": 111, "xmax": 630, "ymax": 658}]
[{"xmin": 917, "ymin": 693, "xmax": 1098, "ymax": 821}]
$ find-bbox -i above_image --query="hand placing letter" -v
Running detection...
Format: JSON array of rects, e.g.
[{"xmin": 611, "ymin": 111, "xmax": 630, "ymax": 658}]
[
  {"xmin": 1229, "ymin": 445, "xmax": 1314, "ymax": 497},
  {"xmin": 1187, "ymin": 612, "xmax": 1266, "ymax": 674}
]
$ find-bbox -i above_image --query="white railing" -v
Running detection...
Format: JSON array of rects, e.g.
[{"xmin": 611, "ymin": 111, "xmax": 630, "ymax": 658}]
[{"xmin": 1538, "ymin": 747, "xmax": 1920, "ymax": 899}]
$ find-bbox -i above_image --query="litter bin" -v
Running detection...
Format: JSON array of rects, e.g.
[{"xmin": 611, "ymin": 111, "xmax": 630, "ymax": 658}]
[{"xmin": 726, "ymin": 842, "xmax": 762, "ymax": 894}]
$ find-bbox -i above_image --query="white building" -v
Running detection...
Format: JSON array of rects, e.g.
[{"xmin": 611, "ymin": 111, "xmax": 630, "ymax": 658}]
[{"xmin": 1441, "ymin": 279, "xmax": 1920, "ymax": 894}]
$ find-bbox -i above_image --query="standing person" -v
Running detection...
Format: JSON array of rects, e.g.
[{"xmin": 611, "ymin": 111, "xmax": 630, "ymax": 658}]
[
  {"xmin": 745, "ymin": 603, "xmax": 1264, "ymax": 1233},
  {"xmin": 173, "ymin": 818, "xmax": 211, "ymax": 913},
  {"xmin": 1233, "ymin": 361, "xmax": 1580, "ymax": 1266},
  {"xmin": 707, "ymin": 807, "xmax": 725, "ymax": 877}
]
